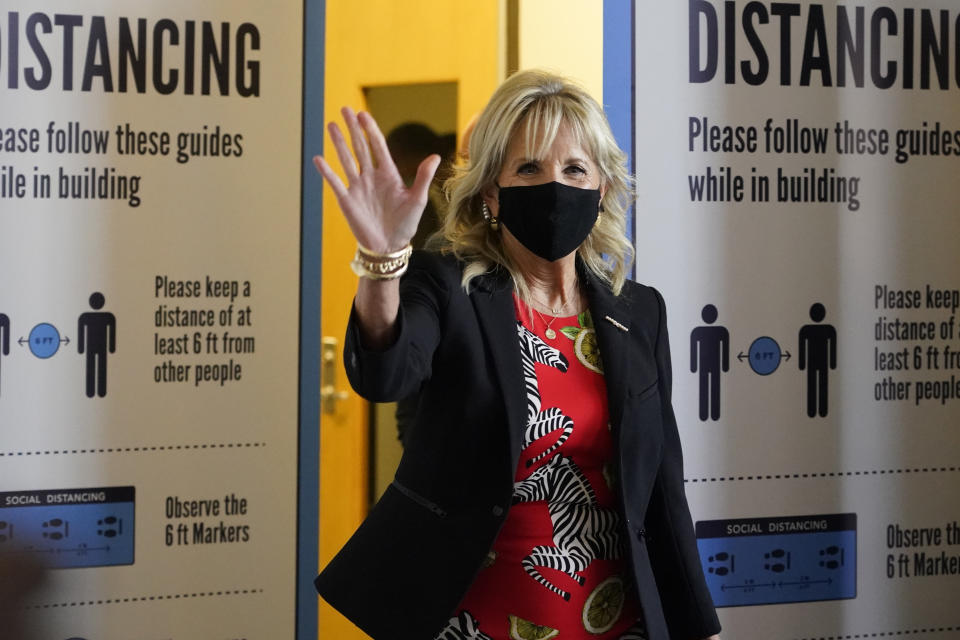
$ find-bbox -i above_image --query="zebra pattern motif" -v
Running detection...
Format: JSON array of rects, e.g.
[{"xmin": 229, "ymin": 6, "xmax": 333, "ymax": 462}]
[
  {"xmin": 512, "ymin": 453, "xmax": 623, "ymax": 601},
  {"xmin": 516, "ymin": 322, "xmax": 574, "ymax": 468},
  {"xmin": 432, "ymin": 611, "xmax": 492, "ymax": 640}
]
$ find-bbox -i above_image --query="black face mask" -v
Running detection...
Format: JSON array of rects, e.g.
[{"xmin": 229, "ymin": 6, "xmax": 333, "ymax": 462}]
[{"xmin": 496, "ymin": 181, "xmax": 601, "ymax": 262}]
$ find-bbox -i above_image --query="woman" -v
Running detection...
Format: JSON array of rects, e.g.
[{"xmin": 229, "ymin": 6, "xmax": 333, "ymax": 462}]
[{"xmin": 313, "ymin": 70, "xmax": 721, "ymax": 640}]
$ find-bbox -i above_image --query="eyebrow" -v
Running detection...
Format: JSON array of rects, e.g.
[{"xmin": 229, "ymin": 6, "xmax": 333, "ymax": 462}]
[{"xmin": 510, "ymin": 156, "xmax": 590, "ymax": 167}]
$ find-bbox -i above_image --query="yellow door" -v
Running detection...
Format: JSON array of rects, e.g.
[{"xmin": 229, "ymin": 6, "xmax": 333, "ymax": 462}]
[{"xmin": 318, "ymin": 2, "xmax": 501, "ymax": 637}]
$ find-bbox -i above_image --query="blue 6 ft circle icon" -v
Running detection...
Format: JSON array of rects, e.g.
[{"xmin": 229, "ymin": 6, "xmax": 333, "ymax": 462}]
[
  {"xmin": 29, "ymin": 323, "xmax": 61, "ymax": 359},
  {"xmin": 748, "ymin": 336, "xmax": 782, "ymax": 375}
]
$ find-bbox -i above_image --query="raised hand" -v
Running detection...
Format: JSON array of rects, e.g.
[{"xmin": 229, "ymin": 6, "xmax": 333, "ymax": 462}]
[{"xmin": 313, "ymin": 107, "xmax": 441, "ymax": 254}]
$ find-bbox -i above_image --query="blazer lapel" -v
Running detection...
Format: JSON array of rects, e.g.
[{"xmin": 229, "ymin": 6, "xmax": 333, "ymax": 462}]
[
  {"xmin": 471, "ymin": 269, "xmax": 528, "ymax": 476},
  {"xmin": 470, "ymin": 264, "xmax": 633, "ymax": 475},
  {"xmin": 582, "ymin": 268, "xmax": 631, "ymax": 431}
]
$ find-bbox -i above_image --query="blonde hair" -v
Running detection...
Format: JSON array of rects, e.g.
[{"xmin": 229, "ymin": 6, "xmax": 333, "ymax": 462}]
[{"xmin": 436, "ymin": 69, "xmax": 634, "ymax": 300}]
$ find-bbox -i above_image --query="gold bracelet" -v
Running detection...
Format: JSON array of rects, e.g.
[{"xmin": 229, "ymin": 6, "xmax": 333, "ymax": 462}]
[
  {"xmin": 350, "ymin": 243, "xmax": 412, "ymax": 280},
  {"xmin": 356, "ymin": 244, "xmax": 413, "ymax": 261}
]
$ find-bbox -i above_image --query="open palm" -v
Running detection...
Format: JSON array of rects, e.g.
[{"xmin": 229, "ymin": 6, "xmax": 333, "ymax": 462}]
[{"xmin": 313, "ymin": 107, "xmax": 441, "ymax": 253}]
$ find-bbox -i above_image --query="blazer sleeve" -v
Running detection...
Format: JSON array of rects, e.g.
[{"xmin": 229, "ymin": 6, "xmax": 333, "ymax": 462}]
[
  {"xmin": 343, "ymin": 251, "xmax": 450, "ymax": 402},
  {"xmin": 643, "ymin": 287, "xmax": 721, "ymax": 639}
]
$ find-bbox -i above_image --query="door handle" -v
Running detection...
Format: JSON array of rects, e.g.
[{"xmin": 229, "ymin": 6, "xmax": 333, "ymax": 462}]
[{"xmin": 320, "ymin": 336, "xmax": 350, "ymax": 415}]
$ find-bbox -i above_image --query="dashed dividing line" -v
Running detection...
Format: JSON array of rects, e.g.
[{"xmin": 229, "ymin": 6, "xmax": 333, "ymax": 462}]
[
  {"xmin": 794, "ymin": 626, "xmax": 959, "ymax": 639},
  {"xmin": 23, "ymin": 588, "xmax": 264, "ymax": 610},
  {"xmin": 1, "ymin": 443, "xmax": 266, "ymax": 457},
  {"xmin": 686, "ymin": 466, "xmax": 959, "ymax": 483}
]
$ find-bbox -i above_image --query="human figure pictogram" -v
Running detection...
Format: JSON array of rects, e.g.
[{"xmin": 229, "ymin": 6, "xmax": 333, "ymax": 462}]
[
  {"xmin": 78, "ymin": 292, "xmax": 116, "ymax": 398},
  {"xmin": 0, "ymin": 313, "xmax": 8, "ymax": 397},
  {"xmin": 690, "ymin": 304, "xmax": 729, "ymax": 421},
  {"xmin": 799, "ymin": 302, "xmax": 836, "ymax": 418}
]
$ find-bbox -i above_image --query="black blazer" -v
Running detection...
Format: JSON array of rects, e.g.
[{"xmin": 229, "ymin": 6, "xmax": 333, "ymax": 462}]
[{"xmin": 316, "ymin": 251, "xmax": 720, "ymax": 640}]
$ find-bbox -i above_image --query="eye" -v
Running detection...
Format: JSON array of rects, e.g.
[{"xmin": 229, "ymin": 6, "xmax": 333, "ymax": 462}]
[
  {"xmin": 517, "ymin": 161, "xmax": 539, "ymax": 175},
  {"xmin": 564, "ymin": 164, "xmax": 587, "ymax": 175}
]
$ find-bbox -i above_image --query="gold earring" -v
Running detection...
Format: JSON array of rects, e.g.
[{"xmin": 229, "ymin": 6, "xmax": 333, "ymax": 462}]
[{"xmin": 482, "ymin": 202, "xmax": 499, "ymax": 231}]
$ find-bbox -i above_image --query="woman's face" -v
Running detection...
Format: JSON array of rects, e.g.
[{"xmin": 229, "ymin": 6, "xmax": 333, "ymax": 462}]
[{"xmin": 483, "ymin": 119, "xmax": 605, "ymax": 218}]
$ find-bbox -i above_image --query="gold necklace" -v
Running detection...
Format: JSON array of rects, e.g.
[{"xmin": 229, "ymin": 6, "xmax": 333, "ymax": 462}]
[
  {"xmin": 532, "ymin": 304, "xmax": 569, "ymax": 340},
  {"xmin": 530, "ymin": 278, "xmax": 579, "ymax": 315}
]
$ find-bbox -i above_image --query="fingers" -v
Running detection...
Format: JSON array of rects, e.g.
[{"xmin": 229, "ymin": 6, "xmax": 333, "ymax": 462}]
[
  {"xmin": 314, "ymin": 154, "xmax": 376, "ymax": 244},
  {"xmin": 358, "ymin": 111, "xmax": 399, "ymax": 175},
  {"xmin": 410, "ymin": 154, "xmax": 442, "ymax": 202},
  {"xmin": 312, "ymin": 155, "xmax": 349, "ymax": 201},
  {"xmin": 342, "ymin": 106, "xmax": 374, "ymax": 174},
  {"xmin": 327, "ymin": 122, "xmax": 360, "ymax": 184}
]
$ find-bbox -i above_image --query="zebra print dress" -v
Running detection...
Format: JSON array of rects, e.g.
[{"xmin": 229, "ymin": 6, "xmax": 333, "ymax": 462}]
[{"xmin": 436, "ymin": 298, "xmax": 645, "ymax": 640}]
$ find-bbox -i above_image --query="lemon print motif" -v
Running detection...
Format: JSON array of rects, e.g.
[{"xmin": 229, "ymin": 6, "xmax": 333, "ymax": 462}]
[
  {"xmin": 582, "ymin": 576, "xmax": 625, "ymax": 635},
  {"xmin": 508, "ymin": 614, "xmax": 560, "ymax": 640},
  {"xmin": 560, "ymin": 311, "xmax": 604, "ymax": 374},
  {"xmin": 575, "ymin": 329, "xmax": 603, "ymax": 374}
]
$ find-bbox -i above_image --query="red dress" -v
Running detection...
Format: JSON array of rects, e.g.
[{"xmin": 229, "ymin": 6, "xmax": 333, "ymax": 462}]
[{"xmin": 436, "ymin": 297, "xmax": 646, "ymax": 640}]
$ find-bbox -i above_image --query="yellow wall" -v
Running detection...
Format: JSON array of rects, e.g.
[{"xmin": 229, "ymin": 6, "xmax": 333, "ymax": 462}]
[{"xmin": 516, "ymin": 0, "xmax": 604, "ymax": 102}]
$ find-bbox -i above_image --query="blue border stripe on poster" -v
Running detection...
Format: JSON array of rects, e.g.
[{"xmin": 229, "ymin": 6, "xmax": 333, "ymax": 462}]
[
  {"xmin": 298, "ymin": 0, "xmax": 324, "ymax": 638},
  {"xmin": 603, "ymin": 0, "xmax": 635, "ymax": 272}
]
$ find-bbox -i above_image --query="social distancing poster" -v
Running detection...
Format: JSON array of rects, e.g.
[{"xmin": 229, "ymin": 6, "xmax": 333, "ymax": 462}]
[
  {"xmin": 0, "ymin": 3, "xmax": 306, "ymax": 638},
  {"xmin": 626, "ymin": 2, "xmax": 960, "ymax": 637}
]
